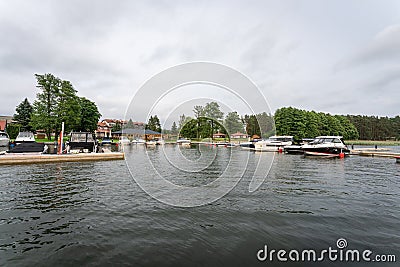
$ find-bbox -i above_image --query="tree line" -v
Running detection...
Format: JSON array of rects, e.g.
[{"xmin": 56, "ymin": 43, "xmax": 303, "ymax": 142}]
[
  {"xmin": 172, "ymin": 104, "xmax": 400, "ymax": 141},
  {"xmin": 274, "ymin": 107, "xmax": 359, "ymax": 140},
  {"xmin": 9, "ymin": 73, "xmax": 101, "ymax": 140},
  {"xmin": 347, "ymin": 115, "xmax": 400, "ymax": 140},
  {"xmin": 169, "ymin": 102, "xmax": 274, "ymax": 139}
]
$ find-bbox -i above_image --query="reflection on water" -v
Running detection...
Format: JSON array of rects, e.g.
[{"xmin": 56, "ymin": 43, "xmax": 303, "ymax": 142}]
[{"xmin": 0, "ymin": 145, "xmax": 399, "ymax": 266}]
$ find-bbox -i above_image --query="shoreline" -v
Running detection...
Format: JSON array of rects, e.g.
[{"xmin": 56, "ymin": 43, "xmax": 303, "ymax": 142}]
[{"xmin": 345, "ymin": 140, "xmax": 400, "ymax": 146}]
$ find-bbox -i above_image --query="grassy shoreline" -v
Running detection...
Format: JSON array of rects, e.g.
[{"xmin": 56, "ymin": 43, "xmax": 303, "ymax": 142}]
[{"xmin": 345, "ymin": 140, "xmax": 400, "ymax": 146}]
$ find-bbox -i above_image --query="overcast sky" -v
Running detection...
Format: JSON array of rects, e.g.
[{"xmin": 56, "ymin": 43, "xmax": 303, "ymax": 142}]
[{"xmin": 1, "ymin": 0, "xmax": 400, "ymax": 124}]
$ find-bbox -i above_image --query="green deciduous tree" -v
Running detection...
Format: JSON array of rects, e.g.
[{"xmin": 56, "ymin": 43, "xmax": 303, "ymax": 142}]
[
  {"xmin": 256, "ymin": 112, "xmax": 275, "ymax": 138},
  {"xmin": 224, "ymin": 111, "xmax": 243, "ymax": 134},
  {"xmin": 54, "ymin": 80, "xmax": 82, "ymax": 136},
  {"xmin": 78, "ymin": 97, "xmax": 101, "ymax": 132},
  {"xmin": 193, "ymin": 105, "xmax": 204, "ymax": 118},
  {"xmin": 243, "ymin": 114, "xmax": 261, "ymax": 137},
  {"xmin": 31, "ymin": 73, "xmax": 61, "ymax": 140},
  {"xmin": 30, "ymin": 73, "xmax": 101, "ymax": 140},
  {"xmin": 112, "ymin": 121, "xmax": 122, "ymax": 132},
  {"xmin": 203, "ymin": 102, "xmax": 224, "ymax": 121}
]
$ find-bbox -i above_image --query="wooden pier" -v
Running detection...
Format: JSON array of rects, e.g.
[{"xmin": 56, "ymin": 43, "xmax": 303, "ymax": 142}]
[
  {"xmin": 0, "ymin": 152, "xmax": 125, "ymax": 165},
  {"xmin": 350, "ymin": 149, "xmax": 400, "ymax": 158}
]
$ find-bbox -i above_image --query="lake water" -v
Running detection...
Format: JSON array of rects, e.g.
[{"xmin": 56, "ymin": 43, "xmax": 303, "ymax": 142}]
[{"xmin": 0, "ymin": 145, "xmax": 399, "ymax": 266}]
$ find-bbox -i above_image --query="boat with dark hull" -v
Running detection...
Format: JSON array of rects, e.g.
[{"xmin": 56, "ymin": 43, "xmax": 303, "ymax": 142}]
[
  {"xmin": 8, "ymin": 131, "xmax": 48, "ymax": 154},
  {"xmin": 284, "ymin": 138, "xmax": 315, "ymax": 154},
  {"xmin": 66, "ymin": 132, "xmax": 97, "ymax": 153},
  {"xmin": 239, "ymin": 141, "xmax": 255, "ymax": 149},
  {"xmin": 283, "ymin": 144, "xmax": 304, "ymax": 154},
  {"xmin": 8, "ymin": 142, "xmax": 47, "ymax": 154},
  {"xmin": 302, "ymin": 136, "xmax": 350, "ymax": 158},
  {"xmin": 0, "ymin": 131, "xmax": 9, "ymax": 147}
]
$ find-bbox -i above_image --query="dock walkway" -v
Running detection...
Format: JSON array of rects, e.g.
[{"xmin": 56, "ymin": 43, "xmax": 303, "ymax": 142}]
[
  {"xmin": 0, "ymin": 152, "xmax": 125, "ymax": 165},
  {"xmin": 350, "ymin": 149, "xmax": 400, "ymax": 158}
]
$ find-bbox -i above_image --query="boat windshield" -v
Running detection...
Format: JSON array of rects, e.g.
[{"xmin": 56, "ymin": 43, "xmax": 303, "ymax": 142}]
[
  {"xmin": 0, "ymin": 132, "xmax": 8, "ymax": 137},
  {"xmin": 311, "ymin": 138, "xmax": 340, "ymax": 144},
  {"xmin": 18, "ymin": 132, "xmax": 34, "ymax": 138},
  {"xmin": 269, "ymin": 137, "xmax": 292, "ymax": 142},
  {"xmin": 70, "ymin": 133, "xmax": 94, "ymax": 142}
]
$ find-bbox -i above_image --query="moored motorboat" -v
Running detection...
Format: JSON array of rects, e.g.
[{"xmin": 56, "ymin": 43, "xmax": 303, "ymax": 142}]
[
  {"xmin": 216, "ymin": 142, "xmax": 229, "ymax": 147},
  {"xmin": 176, "ymin": 138, "xmax": 191, "ymax": 147},
  {"xmin": 284, "ymin": 144, "xmax": 303, "ymax": 154},
  {"xmin": 9, "ymin": 131, "xmax": 47, "ymax": 154},
  {"xmin": 118, "ymin": 136, "xmax": 131, "ymax": 146},
  {"xmin": 302, "ymin": 136, "xmax": 350, "ymax": 158},
  {"xmin": 66, "ymin": 132, "xmax": 97, "ymax": 153},
  {"xmin": 284, "ymin": 138, "xmax": 314, "ymax": 154},
  {"xmin": 131, "ymin": 138, "xmax": 146, "ymax": 145},
  {"xmin": 176, "ymin": 138, "xmax": 191, "ymax": 145},
  {"xmin": 146, "ymin": 140, "xmax": 157, "ymax": 146},
  {"xmin": 0, "ymin": 131, "xmax": 9, "ymax": 147},
  {"xmin": 239, "ymin": 141, "xmax": 255, "ymax": 149},
  {"xmin": 100, "ymin": 137, "xmax": 112, "ymax": 145},
  {"xmin": 15, "ymin": 131, "xmax": 35, "ymax": 144},
  {"xmin": 254, "ymin": 136, "xmax": 293, "ymax": 152},
  {"xmin": 154, "ymin": 138, "xmax": 165, "ymax": 145},
  {"xmin": 8, "ymin": 142, "xmax": 47, "ymax": 154}
]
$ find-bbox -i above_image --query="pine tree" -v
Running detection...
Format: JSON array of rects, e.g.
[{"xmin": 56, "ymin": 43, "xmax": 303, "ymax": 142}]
[
  {"xmin": 171, "ymin": 121, "xmax": 178, "ymax": 134},
  {"xmin": 14, "ymin": 98, "xmax": 33, "ymax": 131}
]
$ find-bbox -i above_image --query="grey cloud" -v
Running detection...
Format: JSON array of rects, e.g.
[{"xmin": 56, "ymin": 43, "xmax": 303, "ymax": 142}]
[
  {"xmin": 336, "ymin": 24, "xmax": 400, "ymax": 70},
  {"xmin": 1, "ymin": 1, "xmax": 400, "ymax": 119}
]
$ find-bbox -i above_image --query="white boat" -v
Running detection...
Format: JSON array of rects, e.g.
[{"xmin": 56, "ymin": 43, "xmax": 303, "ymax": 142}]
[
  {"xmin": 254, "ymin": 136, "xmax": 293, "ymax": 152},
  {"xmin": 15, "ymin": 131, "xmax": 35, "ymax": 143},
  {"xmin": 118, "ymin": 136, "xmax": 131, "ymax": 145},
  {"xmin": 131, "ymin": 138, "xmax": 146, "ymax": 145},
  {"xmin": 176, "ymin": 138, "xmax": 191, "ymax": 145},
  {"xmin": 302, "ymin": 136, "xmax": 350, "ymax": 157},
  {"xmin": 216, "ymin": 142, "xmax": 229, "ymax": 147},
  {"xmin": 176, "ymin": 138, "xmax": 191, "ymax": 147},
  {"xmin": 10, "ymin": 131, "xmax": 47, "ymax": 154},
  {"xmin": 146, "ymin": 140, "xmax": 157, "ymax": 146},
  {"xmin": 154, "ymin": 138, "xmax": 165, "ymax": 145},
  {"xmin": 0, "ymin": 131, "xmax": 9, "ymax": 147}
]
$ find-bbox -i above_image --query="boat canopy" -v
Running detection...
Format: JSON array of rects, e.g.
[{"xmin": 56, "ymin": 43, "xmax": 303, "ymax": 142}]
[
  {"xmin": 17, "ymin": 132, "xmax": 34, "ymax": 138},
  {"xmin": 70, "ymin": 132, "xmax": 95, "ymax": 142}
]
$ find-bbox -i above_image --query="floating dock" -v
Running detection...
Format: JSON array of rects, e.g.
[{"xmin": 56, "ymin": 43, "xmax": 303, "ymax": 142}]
[
  {"xmin": 0, "ymin": 152, "xmax": 125, "ymax": 165},
  {"xmin": 350, "ymin": 149, "xmax": 400, "ymax": 158}
]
